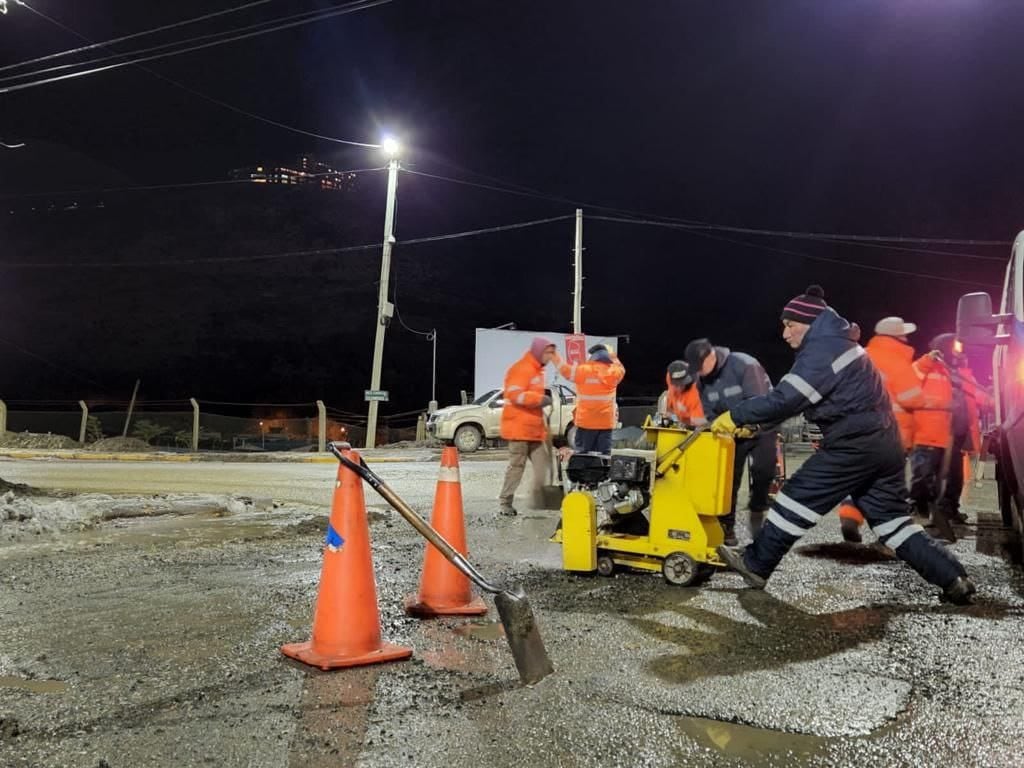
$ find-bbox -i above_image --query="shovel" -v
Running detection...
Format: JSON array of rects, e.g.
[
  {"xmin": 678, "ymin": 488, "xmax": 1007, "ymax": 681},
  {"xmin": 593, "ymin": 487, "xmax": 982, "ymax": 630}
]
[
  {"xmin": 330, "ymin": 443, "xmax": 555, "ymax": 686},
  {"xmin": 531, "ymin": 408, "xmax": 566, "ymax": 510}
]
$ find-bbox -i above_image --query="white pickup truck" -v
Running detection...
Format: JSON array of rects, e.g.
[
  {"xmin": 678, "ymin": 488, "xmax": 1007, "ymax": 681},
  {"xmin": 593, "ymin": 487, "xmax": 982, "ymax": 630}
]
[{"xmin": 426, "ymin": 384, "xmax": 578, "ymax": 452}]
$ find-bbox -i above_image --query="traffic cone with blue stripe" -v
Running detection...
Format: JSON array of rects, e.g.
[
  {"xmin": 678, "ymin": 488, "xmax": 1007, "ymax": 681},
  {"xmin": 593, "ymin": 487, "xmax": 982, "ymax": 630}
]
[
  {"xmin": 281, "ymin": 445, "xmax": 412, "ymax": 669},
  {"xmin": 404, "ymin": 446, "xmax": 488, "ymax": 617}
]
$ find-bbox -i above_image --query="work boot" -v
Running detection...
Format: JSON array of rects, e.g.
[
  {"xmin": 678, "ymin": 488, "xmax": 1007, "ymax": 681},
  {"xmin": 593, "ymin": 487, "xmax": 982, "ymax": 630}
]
[
  {"xmin": 498, "ymin": 504, "xmax": 518, "ymax": 517},
  {"xmin": 941, "ymin": 577, "xmax": 977, "ymax": 606},
  {"xmin": 722, "ymin": 522, "xmax": 738, "ymax": 547},
  {"xmin": 840, "ymin": 517, "xmax": 863, "ymax": 544},
  {"xmin": 716, "ymin": 545, "xmax": 767, "ymax": 589}
]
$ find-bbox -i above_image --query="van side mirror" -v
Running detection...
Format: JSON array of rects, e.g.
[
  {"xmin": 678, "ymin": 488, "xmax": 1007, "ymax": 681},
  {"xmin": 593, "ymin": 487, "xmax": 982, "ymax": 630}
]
[{"xmin": 956, "ymin": 292, "xmax": 1008, "ymax": 347}]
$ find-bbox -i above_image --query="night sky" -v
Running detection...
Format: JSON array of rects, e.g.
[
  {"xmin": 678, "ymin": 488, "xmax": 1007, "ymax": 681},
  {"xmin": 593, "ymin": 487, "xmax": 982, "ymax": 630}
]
[{"xmin": 0, "ymin": 1, "xmax": 1019, "ymax": 416}]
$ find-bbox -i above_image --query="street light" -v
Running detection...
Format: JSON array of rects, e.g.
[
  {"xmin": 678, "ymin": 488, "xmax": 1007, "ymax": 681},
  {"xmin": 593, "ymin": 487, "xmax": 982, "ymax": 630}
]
[{"xmin": 365, "ymin": 134, "xmax": 402, "ymax": 448}]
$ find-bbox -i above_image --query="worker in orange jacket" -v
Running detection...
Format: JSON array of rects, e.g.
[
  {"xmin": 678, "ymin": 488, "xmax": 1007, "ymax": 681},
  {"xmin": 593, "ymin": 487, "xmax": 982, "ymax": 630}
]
[
  {"xmin": 838, "ymin": 317, "xmax": 932, "ymax": 541},
  {"xmin": 908, "ymin": 335, "xmax": 954, "ymax": 535},
  {"xmin": 554, "ymin": 343, "xmax": 625, "ymax": 455},
  {"xmin": 658, "ymin": 360, "xmax": 706, "ymax": 426},
  {"xmin": 497, "ymin": 337, "xmax": 557, "ymax": 516}
]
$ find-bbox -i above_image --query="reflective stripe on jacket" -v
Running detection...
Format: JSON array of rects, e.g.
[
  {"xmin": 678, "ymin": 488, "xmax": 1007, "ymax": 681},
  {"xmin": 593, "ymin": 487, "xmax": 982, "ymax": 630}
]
[
  {"xmin": 729, "ymin": 309, "xmax": 891, "ymax": 440},
  {"xmin": 865, "ymin": 334, "xmax": 923, "ymax": 450},
  {"xmin": 500, "ymin": 352, "xmax": 547, "ymax": 442},
  {"xmin": 697, "ymin": 347, "xmax": 772, "ymax": 419},
  {"xmin": 558, "ymin": 358, "xmax": 625, "ymax": 429},
  {"xmin": 911, "ymin": 356, "xmax": 953, "ymax": 449}
]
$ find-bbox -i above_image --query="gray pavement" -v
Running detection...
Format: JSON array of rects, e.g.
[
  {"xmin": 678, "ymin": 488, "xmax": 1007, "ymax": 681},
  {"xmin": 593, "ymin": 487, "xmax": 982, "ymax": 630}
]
[{"xmin": 0, "ymin": 454, "xmax": 1022, "ymax": 767}]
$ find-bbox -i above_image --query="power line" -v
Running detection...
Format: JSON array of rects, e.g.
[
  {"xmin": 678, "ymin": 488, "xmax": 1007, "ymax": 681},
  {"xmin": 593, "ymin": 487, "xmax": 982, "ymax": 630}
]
[
  {"xmin": 0, "ymin": 3, "xmax": 367, "ymax": 86},
  {"xmin": 0, "ymin": 334, "xmax": 107, "ymax": 389},
  {"xmin": 403, "ymin": 167, "xmax": 1012, "ymax": 248},
  {"xmin": 0, "ymin": 0, "xmax": 394, "ymax": 96},
  {"xmin": 668, "ymin": 225, "xmax": 1002, "ymax": 290},
  {"xmin": 1, "ymin": 0, "xmax": 277, "ymax": 74},
  {"xmin": 586, "ymin": 215, "xmax": 1008, "ymax": 264},
  {"xmin": 0, "ymin": 214, "xmax": 574, "ymax": 269},
  {"xmin": 0, "ymin": 166, "xmax": 386, "ymax": 200},
  {"xmin": 8, "ymin": 2, "xmax": 382, "ymax": 148}
]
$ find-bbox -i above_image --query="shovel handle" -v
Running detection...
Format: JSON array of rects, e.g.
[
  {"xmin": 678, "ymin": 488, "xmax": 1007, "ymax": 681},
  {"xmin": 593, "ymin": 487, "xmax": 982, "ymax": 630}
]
[{"xmin": 330, "ymin": 443, "xmax": 502, "ymax": 596}]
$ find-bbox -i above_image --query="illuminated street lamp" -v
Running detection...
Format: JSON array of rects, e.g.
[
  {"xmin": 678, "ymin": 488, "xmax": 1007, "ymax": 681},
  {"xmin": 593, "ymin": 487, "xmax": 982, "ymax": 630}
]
[{"xmin": 365, "ymin": 134, "xmax": 402, "ymax": 448}]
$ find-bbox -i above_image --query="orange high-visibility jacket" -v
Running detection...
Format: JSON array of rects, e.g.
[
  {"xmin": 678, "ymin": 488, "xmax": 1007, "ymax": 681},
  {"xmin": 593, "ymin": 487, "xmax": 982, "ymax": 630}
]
[
  {"xmin": 500, "ymin": 352, "xmax": 548, "ymax": 442},
  {"xmin": 662, "ymin": 374, "xmax": 706, "ymax": 426},
  {"xmin": 912, "ymin": 355, "xmax": 953, "ymax": 449},
  {"xmin": 558, "ymin": 357, "xmax": 625, "ymax": 430},
  {"xmin": 865, "ymin": 335, "xmax": 926, "ymax": 450}
]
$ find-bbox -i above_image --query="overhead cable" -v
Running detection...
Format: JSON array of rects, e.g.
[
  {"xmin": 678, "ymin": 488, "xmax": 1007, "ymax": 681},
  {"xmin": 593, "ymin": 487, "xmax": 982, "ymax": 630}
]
[{"xmin": 0, "ymin": 0, "xmax": 393, "ymax": 96}]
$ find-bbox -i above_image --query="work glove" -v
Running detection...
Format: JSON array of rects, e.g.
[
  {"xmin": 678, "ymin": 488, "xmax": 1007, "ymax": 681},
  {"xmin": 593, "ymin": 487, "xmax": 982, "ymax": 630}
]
[
  {"xmin": 710, "ymin": 411, "xmax": 756, "ymax": 439},
  {"xmin": 539, "ymin": 395, "xmax": 553, "ymax": 408}
]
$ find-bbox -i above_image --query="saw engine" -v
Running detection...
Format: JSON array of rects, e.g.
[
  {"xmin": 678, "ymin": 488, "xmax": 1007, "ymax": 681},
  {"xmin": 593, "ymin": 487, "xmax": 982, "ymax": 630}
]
[{"xmin": 565, "ymin": 453, "xmax": 651, "ymax": 528}]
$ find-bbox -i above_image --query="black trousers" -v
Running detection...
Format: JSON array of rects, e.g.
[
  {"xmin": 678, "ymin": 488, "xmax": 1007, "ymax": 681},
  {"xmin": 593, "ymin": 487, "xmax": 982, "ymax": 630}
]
[
  {"xmin": 909, "ymin": 445, "xmax": 945, "ymax": 515},
  {"xmin": 574, "ymin": 427, "xmax": 612, "ymax": 455},
  {"xmin": 743, "ymin": 423, "xmax": 966, "ymax": 589},
  {"xmin": 724, "ymin": 431, "xmax": 777, "ymax": 527},
  {"xmin": 938, "ymin": 432, "xmax": 968, "ymax": 515}
]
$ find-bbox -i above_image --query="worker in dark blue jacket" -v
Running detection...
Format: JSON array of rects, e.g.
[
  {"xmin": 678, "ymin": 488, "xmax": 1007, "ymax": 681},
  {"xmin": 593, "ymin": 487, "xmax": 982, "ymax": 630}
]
[
  {"xmin": 685, "ymin": 338, "xmax": 776, "ymax": 545},
  {"xmin": 712, "ymin": 285, "xmax": 975, "ymax": 605}
]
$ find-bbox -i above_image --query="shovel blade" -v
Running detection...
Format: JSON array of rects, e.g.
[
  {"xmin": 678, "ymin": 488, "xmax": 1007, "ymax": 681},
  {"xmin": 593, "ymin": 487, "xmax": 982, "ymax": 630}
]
[
  {"xmin": 493, "ymin": 586, "xmax": 554, "ymax": 685},
  {"xmin": 531, "ymin": 485, "xmax": 565, "ymax": 511}
]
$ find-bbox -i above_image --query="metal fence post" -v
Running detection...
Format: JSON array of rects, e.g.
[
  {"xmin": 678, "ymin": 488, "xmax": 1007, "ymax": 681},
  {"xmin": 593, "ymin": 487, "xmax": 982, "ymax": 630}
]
[
  {"xmin": 189, "ymin": 398, "xmax": 200, "ymax": 452},
  {"xmin": 78, "ymin": 400, "xmax": 89, "ymax": 444},
  {"xmin": 0, "ymin": 399, "xmax": 6, "ymax": 434},
  {"xmin": 316, "ymin": 400, "xmax": 327, "ymax": 452}
]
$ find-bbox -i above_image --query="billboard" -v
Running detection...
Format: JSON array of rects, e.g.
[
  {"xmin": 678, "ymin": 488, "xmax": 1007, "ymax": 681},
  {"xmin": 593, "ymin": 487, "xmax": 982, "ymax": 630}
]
[{"xmin": 474, "ymin": 328, "xmax": 619, "ymax": 399}]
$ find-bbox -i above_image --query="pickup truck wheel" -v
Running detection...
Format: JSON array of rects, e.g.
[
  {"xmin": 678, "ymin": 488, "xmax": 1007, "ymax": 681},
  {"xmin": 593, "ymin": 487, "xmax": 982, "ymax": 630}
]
[{"xmin": 453, "ymin": 424, "xmax": 483, "ymax": 453}]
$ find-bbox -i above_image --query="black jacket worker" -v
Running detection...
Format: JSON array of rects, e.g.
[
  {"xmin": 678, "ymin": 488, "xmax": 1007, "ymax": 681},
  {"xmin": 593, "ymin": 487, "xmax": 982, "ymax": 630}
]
[
  {"xmin": 685, "ymin": 338, "xmax": 776, "ymax": 544},
  {"xmin": 713, "ymin": 286, "xmax": 975, "ymax": 605}
]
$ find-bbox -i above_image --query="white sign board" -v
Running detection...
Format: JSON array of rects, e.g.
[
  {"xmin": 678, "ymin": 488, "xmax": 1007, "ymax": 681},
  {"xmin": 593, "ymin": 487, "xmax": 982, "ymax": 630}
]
[{"xmin": 473, "ymin": 328, "xmax": 619, "ymax": 400}]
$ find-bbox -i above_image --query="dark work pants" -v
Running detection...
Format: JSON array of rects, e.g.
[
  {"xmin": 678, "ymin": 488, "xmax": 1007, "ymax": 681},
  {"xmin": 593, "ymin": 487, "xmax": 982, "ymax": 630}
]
[
  {"xmin": 938, "ymin": 432, "xmax": 969, "ymax": 515},
  {"xmin": 724, "ymin": 431, "xmax": 777, "ymax": 528},
  {"xmin": 743, "ymin": 424, "xmax": 966, "ymax": 589},
  {"xmin": 575, "ymin": 427, "xmax": 612, "ymax": 455},
  {"xmin": 909, "ymin": 445, "xmax": 945, "ymax": 515}
]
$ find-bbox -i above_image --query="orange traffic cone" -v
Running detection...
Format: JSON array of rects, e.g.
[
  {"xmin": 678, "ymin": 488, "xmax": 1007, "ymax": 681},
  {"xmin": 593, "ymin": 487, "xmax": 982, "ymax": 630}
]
[
  {"xmin": 404, "ymin": 446, "xmax": 487, "ymax": 617},
  {"xmin": 281, "ymin": 445, "xmax": 412, "ymax": 670}
]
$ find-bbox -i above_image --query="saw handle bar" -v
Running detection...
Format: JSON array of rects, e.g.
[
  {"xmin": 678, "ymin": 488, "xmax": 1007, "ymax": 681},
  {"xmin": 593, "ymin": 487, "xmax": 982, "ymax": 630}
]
[{"xmin": 329, "ymin": 442, "xmax": 505, "ymax": 597}]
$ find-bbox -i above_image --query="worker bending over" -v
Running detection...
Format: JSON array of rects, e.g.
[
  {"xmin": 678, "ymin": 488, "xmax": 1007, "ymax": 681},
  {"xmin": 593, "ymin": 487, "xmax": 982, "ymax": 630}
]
[
  {"xmin": 685, "ymin": 337, "xmax": 775, "ymax": 545},
  {"xmin": 497, "ymin": 337, "xmax": 556, "ymax": 517},
  {"xmin": 713, "ymin": 285, "xmax": 975, "ymax": 605},
  {"xmin": 555, "ymin": 344, "xmax": 625, "ymax": 455},
  {"xmin": 658, "ymin": 360, "xmax": 706, "ymax": 427}
]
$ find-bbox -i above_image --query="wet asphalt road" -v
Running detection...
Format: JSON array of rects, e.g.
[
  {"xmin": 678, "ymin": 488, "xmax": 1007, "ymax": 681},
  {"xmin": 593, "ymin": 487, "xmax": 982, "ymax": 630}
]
[{"xmin": 1, "ymin": 453, "xmax": 1023, "ymax": 767}]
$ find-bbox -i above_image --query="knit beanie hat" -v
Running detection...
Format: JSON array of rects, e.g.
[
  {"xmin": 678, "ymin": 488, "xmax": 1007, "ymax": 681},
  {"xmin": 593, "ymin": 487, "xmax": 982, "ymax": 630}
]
[
  {"xmin": 781, "ymin": 285, "xmax": 828, "ymax": 323},
  {"xmin": 530, "ymin": 336, "xmax": 555, "ymax": 362}
]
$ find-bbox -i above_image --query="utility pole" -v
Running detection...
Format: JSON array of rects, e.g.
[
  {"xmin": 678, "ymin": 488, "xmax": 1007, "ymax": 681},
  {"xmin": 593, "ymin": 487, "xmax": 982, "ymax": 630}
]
[
  {"xmin": 365, "ymin": 141, "xmax": 401, "ymax": 448},
  {"xmin": 573, "ymin": 208, "xmax": 583, "ymax": 333},
  {"xmin": 428, "ymin": 329, "xmax": 438, "ymax": 413},
  {"xmin": 122, "ymin": 379, "xmax": 140, "ymax": 437}
]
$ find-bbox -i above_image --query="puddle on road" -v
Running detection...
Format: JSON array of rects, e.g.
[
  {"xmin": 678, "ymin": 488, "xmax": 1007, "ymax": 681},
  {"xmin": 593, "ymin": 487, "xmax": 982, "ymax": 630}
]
[
  {"xmin": 677, "ymin": 715, "xmax": 829, "ymax": 762},
  {"xmin": 0, "ymin": 676, "xmax": 69, "ymax": 693},
  {"xmin": 796, "ymin": 542, "xmax": 897, "ymax": 564},
  {"xmin": 453, "ymin": 621, "xmax": 505, "ymax": 642}
]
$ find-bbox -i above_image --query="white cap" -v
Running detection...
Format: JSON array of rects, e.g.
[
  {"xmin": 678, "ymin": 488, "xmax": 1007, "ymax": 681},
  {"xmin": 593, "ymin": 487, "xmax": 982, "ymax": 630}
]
[{"xmin": 874, "ymin": 316, "xmax": 917, "ymax": 337}]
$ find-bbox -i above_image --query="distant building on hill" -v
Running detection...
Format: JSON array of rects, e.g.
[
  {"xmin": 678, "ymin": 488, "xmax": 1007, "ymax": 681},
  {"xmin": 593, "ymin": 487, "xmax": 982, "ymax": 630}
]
[{"xmin": 229, "ymin": 155, "xmax": 357, "ymax": 191}]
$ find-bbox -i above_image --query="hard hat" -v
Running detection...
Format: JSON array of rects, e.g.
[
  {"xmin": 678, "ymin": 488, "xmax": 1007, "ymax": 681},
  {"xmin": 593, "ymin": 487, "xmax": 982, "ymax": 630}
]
[{"xmin": 874, "ymin": 317, "xmax": 917, "ymax": 337}]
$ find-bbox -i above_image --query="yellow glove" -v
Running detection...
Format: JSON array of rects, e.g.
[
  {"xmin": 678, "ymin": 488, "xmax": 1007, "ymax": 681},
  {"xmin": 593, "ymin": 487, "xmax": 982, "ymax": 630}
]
[
  {"xmin": 710, "ymin": 412, "xmax": 738, "ymax": 436},
  {"xmin": 710, "ymin": 411, "xmax": 757, "ymax": 439}
]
